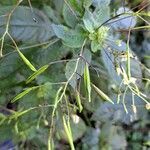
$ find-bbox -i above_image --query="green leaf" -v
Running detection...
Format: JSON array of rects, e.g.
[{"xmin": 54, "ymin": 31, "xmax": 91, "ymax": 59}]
[
  {"xmin": 0, "ymin": 123, "xmax": 14, "ymax": 142},
  {"xmin": 83, "ymin": 6, "xmax": 110, "ymax": 32},
  {"xmin": 82, "ymin": 127, "xmax": 100, "ymax": 149},
  {"xmin": 99, "ymin": 123, "xmax": 126, "ymax": 149},
  {"xmin": 63, "ymin": 3, "xmax": 78, "ymax": 28},
  {"xmin": 83, "ymin": 9, "xmax": 95, "ymax": 33},
  {"xmin": 0, "ymin": 6, "xmax": 54, "ymax": 42},
  {"xmin": 43, "ymin": 5, "xmax": 61, "ymax": 24},
  {"xmin": 92, "ymin": 93, "xmax": 146, "ymax": 124},
  {"xmin": 53, "ymin": 0, "xmax": 64, "ymax": 14},
  {"xmin": 37, "ymin": 82, "xmax": 54, "ymax": 100},
  {"xmin": 93, "ymin": 6, "xmax": 110, "ymax": 26},
  {"xmin": 93, "ymin": 0, "xmax": 111, "ymax": 6},
  {"xmin": 26, "ymin": 65, "xmax": 49, "ymax": 84},
  {"xmin": 0, "ymin": 0, "xmax": 17, "ymax": 5},
  {"xmin": 12, "ymin": 87, "xmax": 38, "ymax": 103},
  {"xmin": 144, "ymin": 141, "xmax": 150, "ymax": 146},
  {"xmin": 83, "ymin": 0, "xmax": 92, "ymax": 8},
  {"xmin": 52, "ymin": 24, "xmax": 86, "ymax": 48},
  {"xmin": 111, "ymin": 131, "xmax": 127, "ymax": 149},
  {"xmin": 91, "ymin": 40, "xmax": 100, "ymax": 52},
  {"xmin": 67, "ymin": 0, "xmax": 83, "ymax": 16}
]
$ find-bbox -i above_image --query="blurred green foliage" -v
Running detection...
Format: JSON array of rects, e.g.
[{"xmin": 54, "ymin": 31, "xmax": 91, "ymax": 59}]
[{"xmin": 0, "ymin": 0, "xmax": 149, "ymax": 149}]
